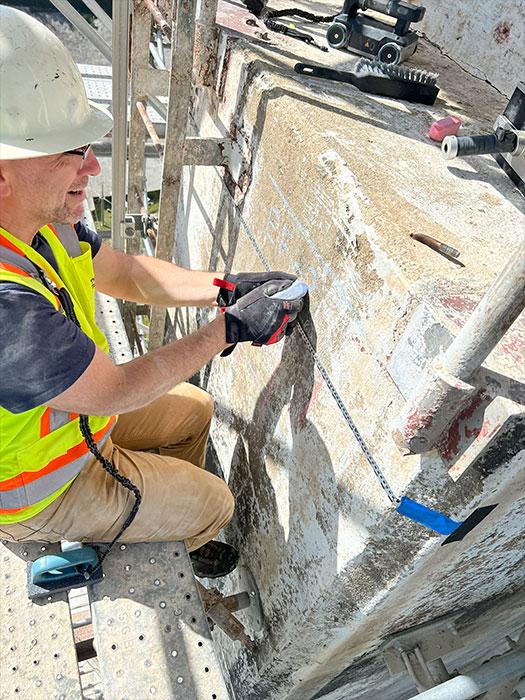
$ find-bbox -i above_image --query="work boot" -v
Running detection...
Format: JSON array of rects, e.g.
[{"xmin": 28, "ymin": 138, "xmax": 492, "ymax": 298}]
[{"xmin": 189, "ymin": 541, "xmax": 239, "ymax": 579}]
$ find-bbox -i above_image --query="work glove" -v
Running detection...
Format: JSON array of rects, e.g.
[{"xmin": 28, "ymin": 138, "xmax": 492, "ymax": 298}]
[
  {"xmin": 214, "ymin": 271, "xmax": 297, "ymax": 307},
  {"xmin": 222, "ymin": 279, "xmax": 304, "ymax": 356}
]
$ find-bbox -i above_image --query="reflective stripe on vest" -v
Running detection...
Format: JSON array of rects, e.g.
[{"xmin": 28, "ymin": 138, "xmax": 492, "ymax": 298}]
[
  {"xmin": 0, "ymin": 224, "xmax": 116, "ymax": 522},
  {"xmin": 0, "ymin": 416, "xmax": 115, "ymax": 513}
]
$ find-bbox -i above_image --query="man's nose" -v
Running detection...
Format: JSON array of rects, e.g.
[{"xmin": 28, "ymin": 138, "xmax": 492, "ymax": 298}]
[{"xmin": 79, "ymin": 147, "xmax": 101, "ymax": 176}]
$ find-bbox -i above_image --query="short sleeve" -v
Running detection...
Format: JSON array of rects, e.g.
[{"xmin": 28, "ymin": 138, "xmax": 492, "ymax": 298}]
[
  {"xmin": 75, "ymin": 220, "xmax": 102, "ymax": 258},
  {"xmin": 0, "ymin": 283, "xmax": 95, "ymax": 413}
]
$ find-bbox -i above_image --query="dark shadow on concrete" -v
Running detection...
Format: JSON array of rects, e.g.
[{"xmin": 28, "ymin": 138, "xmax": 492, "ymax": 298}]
[{"xmin": 446, "ymin": 165, "xmax": 525, "ymax": 215}]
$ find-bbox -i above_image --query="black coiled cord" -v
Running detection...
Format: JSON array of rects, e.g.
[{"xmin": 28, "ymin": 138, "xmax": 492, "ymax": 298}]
[
  {"xmin": 78, "ymin": 415, "xmax": 142, "ymax": 571},
  {"xmin": 49, "ymin": 279, "xmax": 142, "ymax": 575}
]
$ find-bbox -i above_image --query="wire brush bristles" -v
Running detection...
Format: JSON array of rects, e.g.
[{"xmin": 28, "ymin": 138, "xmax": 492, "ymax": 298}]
[{"xmin": 354, "ymin": 57, "xmax": 438, "ymax": 85}]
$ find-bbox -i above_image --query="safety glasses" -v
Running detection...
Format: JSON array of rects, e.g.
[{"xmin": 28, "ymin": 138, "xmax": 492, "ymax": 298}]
[{"xmin": 64, "ymin": 144, "xmax": 91, "ymax": 160}]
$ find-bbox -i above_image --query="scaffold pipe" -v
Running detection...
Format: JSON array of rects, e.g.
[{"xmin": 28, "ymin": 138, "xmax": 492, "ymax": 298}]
[
  {"xmin": 408, "ymin": 649, "xmax": 525, "ymax": 699},
  {"xmin": 394, "ymin": 241, "xmax": 525, "ymax": 454}
]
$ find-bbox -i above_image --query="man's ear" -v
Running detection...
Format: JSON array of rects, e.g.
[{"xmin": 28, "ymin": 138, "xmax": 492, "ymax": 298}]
[{"xmin": 0, "ymin": 166, "xmax": 12, "ymax": 198}]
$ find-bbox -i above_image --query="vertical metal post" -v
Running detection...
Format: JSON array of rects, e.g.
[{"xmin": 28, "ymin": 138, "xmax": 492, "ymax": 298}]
[
  {"xmin": 148, "ymin": 0, "xmax": 198, "ymax": 350},
  {"xmin": 123, "ymin": 0, "xmax": 153, "ymax": 345},
  {"xmin": 194, "ymin": 0, "xmax": 219, "ymax": 87},
  {"xmin": 111, "ymin": 0, "xmax": 130, "ymax": 251}
]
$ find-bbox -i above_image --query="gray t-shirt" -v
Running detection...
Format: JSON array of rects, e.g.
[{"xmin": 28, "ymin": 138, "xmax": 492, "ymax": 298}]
[{"xmin": 0, "ymin": 221, "xmax": 102, "ymax": 414}]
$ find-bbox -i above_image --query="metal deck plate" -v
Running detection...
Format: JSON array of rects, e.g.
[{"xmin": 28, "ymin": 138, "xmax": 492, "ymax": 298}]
[
  {"xmin": 0, "ymin": 540, "xmax": 83, "ymax": 699},
  {"xmin": 90, "ymin": 540, "xmax": 232, "ymax": 700}
]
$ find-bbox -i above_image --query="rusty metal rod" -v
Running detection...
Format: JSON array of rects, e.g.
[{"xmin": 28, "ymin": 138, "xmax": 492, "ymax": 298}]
[
  {"xmin": 143, "ymin": 0, "xmax": 172, "ymax": 40},
  {"xmin": 136, "ymin": 101, "xmax": 164, "ymax": 158},
  {"xmin": 219, "ymin": 592, "xmax": 251, "ymax": 613}
]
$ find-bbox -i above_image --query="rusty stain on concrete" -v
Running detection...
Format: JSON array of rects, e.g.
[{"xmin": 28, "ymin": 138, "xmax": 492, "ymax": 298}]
[{"xmin": 493, "ymin": 21, "xmax": 512, "ymax": 43}]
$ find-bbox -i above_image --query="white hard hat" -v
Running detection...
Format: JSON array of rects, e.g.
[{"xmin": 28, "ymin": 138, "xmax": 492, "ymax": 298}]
[{"xmin": 0, "ymin": 5, "xmax": 113, "ymax": 160}]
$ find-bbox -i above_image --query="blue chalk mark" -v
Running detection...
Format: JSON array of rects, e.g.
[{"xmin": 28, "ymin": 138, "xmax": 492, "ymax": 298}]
[{"xmin": 396, "ymin": 496, "xmax": 462, "ymax": 536}]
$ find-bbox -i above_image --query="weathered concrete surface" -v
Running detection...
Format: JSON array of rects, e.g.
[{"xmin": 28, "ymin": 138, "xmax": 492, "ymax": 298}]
[
  {"xmin": 173, "ymin": 2, "xmax": 524, "ymax": 698},
  {"xmin": 420, "ymin": 0, "xmax": 525, "ymax": 99}
]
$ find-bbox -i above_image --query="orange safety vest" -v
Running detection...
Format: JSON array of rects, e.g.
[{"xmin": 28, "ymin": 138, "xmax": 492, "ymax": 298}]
[{"xmin": 0, "ymin": 223, "xmax": 115, "ymax": 523}]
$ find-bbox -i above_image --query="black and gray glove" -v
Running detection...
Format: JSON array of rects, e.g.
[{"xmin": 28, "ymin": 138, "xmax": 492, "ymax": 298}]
[
  {"xmin": 214, "ymin": 271, "xmax": 297, "ymax": 307},
  {"xmin": 222, "ymin": 279, "xmax": 303, "ymax": 356}
]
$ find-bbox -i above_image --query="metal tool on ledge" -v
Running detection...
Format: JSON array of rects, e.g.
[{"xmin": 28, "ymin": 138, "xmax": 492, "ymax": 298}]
[
  {"xmin": 326, "ymin": 0, "xmax": 426, "ymax": 65},
  {"xmin": 442, "ymin": 82, "xmax": 525, "ymax": 195}
]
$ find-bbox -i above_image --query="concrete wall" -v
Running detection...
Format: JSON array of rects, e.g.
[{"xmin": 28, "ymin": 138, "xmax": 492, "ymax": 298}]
[
  {"xmin": 420, "ymin": 0, "xmax": 525, "ymax": 98},
  {"xmin": 174, "ymin": 3, "xmax": 524, "ymax": 698}
]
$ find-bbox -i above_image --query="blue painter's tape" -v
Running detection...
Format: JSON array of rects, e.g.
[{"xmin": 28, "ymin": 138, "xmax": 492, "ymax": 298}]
[{"xmin": 396, "ymin": 496, "xmax": 462, "ymax": 536}]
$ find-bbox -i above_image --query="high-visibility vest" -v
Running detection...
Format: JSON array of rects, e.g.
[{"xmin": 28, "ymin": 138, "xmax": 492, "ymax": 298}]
[{"xmin": 0, "ymin": 223, "xmax": 116, "ymax": 523}]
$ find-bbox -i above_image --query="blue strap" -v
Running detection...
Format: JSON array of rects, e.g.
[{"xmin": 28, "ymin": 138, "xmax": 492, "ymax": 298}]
[{"xmin": 396, "ymin": 496, "xmax": 461, "ymax": 536}]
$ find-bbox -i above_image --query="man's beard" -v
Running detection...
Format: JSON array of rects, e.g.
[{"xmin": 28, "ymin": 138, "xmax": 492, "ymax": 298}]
[{"xmin": 46, "ymin": 200, "xmax": 84, "ymax": 225}]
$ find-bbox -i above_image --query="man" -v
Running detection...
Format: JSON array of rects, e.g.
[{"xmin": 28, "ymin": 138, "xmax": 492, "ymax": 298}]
[{"xmin": 0, "ymin": 6, "xmax": 303, "ymax": 579}]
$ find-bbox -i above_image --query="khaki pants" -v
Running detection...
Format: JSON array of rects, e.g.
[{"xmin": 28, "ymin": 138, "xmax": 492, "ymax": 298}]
[{"xmin": 0, "ymin": 384, "xmax": 234, "ymax": 552}]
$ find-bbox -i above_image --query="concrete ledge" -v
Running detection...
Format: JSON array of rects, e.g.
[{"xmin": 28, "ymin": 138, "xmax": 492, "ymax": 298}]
[{"xmin": 177, "ymin": 4, "xmax": 524, "ymax": 698}]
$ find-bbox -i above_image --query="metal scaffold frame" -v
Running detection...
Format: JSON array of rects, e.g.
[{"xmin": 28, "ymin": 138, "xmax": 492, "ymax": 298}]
[
  {"xmin": 1, "ymin": 4, "xmax": 256, "ymax": 698},
  {"xmin": 125, "ymin": 0, "xmax": 224, "ymax": 351}
]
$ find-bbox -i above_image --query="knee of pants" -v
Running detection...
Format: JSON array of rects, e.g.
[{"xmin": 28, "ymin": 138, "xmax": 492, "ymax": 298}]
[
  {"xmin": 213, "ymin": 480, "xmax": 235, "ymax": 529},
  {"xmin": 195, "ymin": 387, "xmax": 214, "ymax": 425}
]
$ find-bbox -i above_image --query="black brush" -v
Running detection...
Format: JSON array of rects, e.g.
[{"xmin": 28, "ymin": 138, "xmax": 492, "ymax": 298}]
[{"xmin": 295, "ymin": 58, "xmax": 439, "ymax": 105}]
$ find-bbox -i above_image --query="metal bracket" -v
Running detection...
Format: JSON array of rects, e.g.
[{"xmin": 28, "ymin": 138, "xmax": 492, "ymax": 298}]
[
  {"xmin": 197, "ymin": 578, "xmax": 256, "ymax": 653},
  {"xmin": 494, "ymin": 115, "xmax": 525, "ymax": 157},
  {"xmin": 120, "ymin": 214, "xmax": 140, "ymax": 239},
  {"xmin": 382, "ymin": 614, "xmax": 463, "ymax": 676}
]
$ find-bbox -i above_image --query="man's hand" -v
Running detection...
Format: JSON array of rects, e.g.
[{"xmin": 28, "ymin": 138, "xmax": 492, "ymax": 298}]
[
  {"xmin": 223, "ymin": 279, "xmax": 303, "ymax": 349},
  {"xmin": 215, "ymin": 271, "xmax": 297, "ymax": 307}
]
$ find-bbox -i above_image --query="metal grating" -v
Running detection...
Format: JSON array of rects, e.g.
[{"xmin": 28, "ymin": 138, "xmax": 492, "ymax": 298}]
[
  {"xmin": 95, "ymin": 292, "xmax": 134, "ymax": 363},
  {"xmin": 79, "ymin": 63, "xmax": 168, "ymax": 121},
  {"xmin": 0, "ymin": 540, "xmax": 83, "ymax": 699},
  {"xmin": 90, "ymin": 540, "xmax": 232, "ymax": 700}
]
